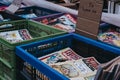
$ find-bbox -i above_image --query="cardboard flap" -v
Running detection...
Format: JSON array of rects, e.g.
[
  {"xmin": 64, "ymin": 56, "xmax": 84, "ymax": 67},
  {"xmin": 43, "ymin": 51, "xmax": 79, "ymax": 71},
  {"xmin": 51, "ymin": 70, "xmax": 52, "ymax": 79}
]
[{"xmin": 76, "ymin": 0, "xmax": 104, "ymax": 39}]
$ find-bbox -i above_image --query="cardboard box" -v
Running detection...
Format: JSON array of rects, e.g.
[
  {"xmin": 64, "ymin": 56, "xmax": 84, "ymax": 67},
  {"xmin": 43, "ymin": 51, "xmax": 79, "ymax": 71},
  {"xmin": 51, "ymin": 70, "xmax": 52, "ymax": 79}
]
[{"xmin": 76, "ymin": 0, "xmax": 103, "ymax": 39}]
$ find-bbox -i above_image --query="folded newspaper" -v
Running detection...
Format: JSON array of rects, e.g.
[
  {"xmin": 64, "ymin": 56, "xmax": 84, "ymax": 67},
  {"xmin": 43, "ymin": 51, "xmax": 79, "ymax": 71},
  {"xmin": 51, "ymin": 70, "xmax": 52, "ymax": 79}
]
[{"xmin": 0, "ymin": 29, "xmax": 32, "ymax": 43}]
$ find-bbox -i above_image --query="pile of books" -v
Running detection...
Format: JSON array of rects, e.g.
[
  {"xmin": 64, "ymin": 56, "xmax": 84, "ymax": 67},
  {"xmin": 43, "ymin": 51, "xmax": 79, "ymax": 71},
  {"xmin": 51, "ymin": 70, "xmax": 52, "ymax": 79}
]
[
  {"xmin": 0, "ymin": 29, "xmax": 32, "ymax": 43},
  {"xmin": 23, "ymin": 47, "xmax": 100, "ymax": 80},
  {"xmin": 40, "ymin": 14, "xmax": 76, "ymax": 32}
]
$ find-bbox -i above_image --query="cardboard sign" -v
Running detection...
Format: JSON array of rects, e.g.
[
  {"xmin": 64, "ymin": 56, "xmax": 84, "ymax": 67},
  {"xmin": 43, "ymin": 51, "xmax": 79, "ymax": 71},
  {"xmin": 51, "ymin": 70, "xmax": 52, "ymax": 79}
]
[
  {"xmin": 76, "ymin": 0, "xmax": 103, "ymax": 39},
  {"xmin": 5, "ymin": 0, "xmax": 23, "ymax": 14}
]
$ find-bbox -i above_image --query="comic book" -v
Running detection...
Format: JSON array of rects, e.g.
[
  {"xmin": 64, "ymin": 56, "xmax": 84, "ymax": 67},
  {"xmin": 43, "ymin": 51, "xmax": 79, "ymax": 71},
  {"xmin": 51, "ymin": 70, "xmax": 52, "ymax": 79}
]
[
  {"xmin": 0, "ymin": 29, "xmax": 32, "ymax": 43},
  {"xmin": 39, "ymin": 47, "xmax": 82, "ymax": 65},
  {"xmin": 82, "ymin": 57, "xmax": 100, "ymax": 70},
  {"xmin": 50, "ymin": 59, "xmax": 97, "ymax": 80},
  {"xmin": 40, "ymin": 14, "xmax": 76, "ymax": 32},
  {"xmin": 34, "ymin": 47, "xmax": 82, "ymax": 79}
]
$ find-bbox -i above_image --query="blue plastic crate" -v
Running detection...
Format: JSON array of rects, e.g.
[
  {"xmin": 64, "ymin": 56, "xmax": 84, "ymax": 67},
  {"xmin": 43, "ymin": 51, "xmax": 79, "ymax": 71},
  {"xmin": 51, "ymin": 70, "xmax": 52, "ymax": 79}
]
[
  {"xmin": 15, "ymin": 6, "xmax": 61, "ymax": 19},
  {"xmin": 16, "ymin": 33, "xmax": 120, "ymax": 80}
]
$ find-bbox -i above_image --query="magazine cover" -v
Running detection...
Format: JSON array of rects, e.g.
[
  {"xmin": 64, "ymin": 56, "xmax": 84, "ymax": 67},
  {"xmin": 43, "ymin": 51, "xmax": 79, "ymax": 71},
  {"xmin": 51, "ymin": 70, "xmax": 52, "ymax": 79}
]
[
  {"xmin": 0, "ymin": 29, "xmax": 32, "ymax": 43},
  {"xmin": 39, "ymin": 47, "xmax": 82, "ymax": 65},
  {"xmin": 82, "ymin": 57, "xmax": 100, "ymax": 70},
  {"xmin": 40, "ymin": 14, "xmax": 76, "ymax": 32},
  {"xmin": 50, "ymin": 59, "xmax": 97, "ymax": 80},
  {"xmin": 34, "ymin": 47, "xmax": 82, "ymax": 80},
  {"xmin": 98, "ymin": 32, "xmax": 120, "ymax": 47}
]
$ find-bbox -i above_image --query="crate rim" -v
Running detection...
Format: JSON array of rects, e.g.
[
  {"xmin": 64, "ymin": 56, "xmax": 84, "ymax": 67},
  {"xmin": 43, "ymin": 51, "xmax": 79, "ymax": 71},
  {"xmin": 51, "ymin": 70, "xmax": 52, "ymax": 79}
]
[{"xmin": 17, "ymin": 33, "xmax": 120, "ymax": 55}]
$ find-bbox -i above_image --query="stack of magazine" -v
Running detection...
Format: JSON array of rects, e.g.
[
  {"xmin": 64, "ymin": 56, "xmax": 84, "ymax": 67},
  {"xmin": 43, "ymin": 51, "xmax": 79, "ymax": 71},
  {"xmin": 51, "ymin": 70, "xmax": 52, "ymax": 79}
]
[
  {"xmin": 0, "ymin": 29, "xmax": 32, "ymax": 43},
  {"xmin": 98, "ymin": 26, "xmax": 120, "ymax": 47},
  {"xmin": 40, "ymin": 14, "xmax": 76, "ymax": 33},
  {"xmin": 94, "ymin": 56, "xmax": 120, "ymax": 80},
  {"xmin": 23, "ymin": 47, "xmax": 100, "ymax": 80}
]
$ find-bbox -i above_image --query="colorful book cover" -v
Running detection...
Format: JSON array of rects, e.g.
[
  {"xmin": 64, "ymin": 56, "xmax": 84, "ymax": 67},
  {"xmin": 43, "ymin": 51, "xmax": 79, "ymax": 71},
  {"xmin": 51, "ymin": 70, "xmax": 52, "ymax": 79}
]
[
  {"xmin": 98, "ymin": 32, "xmax": 120, "ymax": 47},
  {"xmin": 33, "ymin": 47, "xmax": 82, "ymax": 80},
  {"xmin": 0, "ymin": 29, "xmax": 32, "ymax": 43},
  {"xmin": 40, "ymin": 14, "xmax": 76, "ymax": 32},
  {"xmin": 50, "ymin": 59, "xmax": 97, "ymax": 80},
  {"xmin": 39, "ymin": 47, "xmax": 82, "ymax": 65},
  {"xmin": 82, "ymin": 57, "xmax": 100, "ymax": 70}
]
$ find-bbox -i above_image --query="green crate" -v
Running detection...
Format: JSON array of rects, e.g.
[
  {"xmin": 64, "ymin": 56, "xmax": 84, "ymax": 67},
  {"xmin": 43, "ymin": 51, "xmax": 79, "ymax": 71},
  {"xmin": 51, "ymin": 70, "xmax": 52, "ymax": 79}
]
[
  {"xmin": 0, "ymin": 20, "xmax": 66, "ymax": 80},
  {"xmin": 0, "ymin": 61, "xmax": 3, "ymax": 79},
  {"xmin": 0, "ymin": 77, "xmax": 5, "ymax": 80},
  {"xmin": 0, "ymin": 61, "xmax": 16, "ymax": 80}
]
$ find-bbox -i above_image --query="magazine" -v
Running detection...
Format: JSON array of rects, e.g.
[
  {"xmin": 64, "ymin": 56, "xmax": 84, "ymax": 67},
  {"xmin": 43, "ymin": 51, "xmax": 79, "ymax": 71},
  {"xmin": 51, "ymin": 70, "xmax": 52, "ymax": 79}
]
[
  {"xmin": 0, "ymin": 29, "xmax": 32, "ymax": 43},
  {"xmin": 98, "ymin": 32, "xmax": 120, "ymax": 47},
  {"xmin": 40, "ymin": 14, "xmax": 76, "ymax": 32},
  {"xmin": 39, "ymin": 47, "xmax": 82, "ymax": 65},
  {"xmin": 82, "ymin": 57, "xmax": 100, "ymax": 70},
  {"xmin": 36, "ymin": 47, "xmax": 82, "ymax": 79},
  {"xmin": 50, "ymin": 59, "xmax": 97, "ymax": 80}
]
